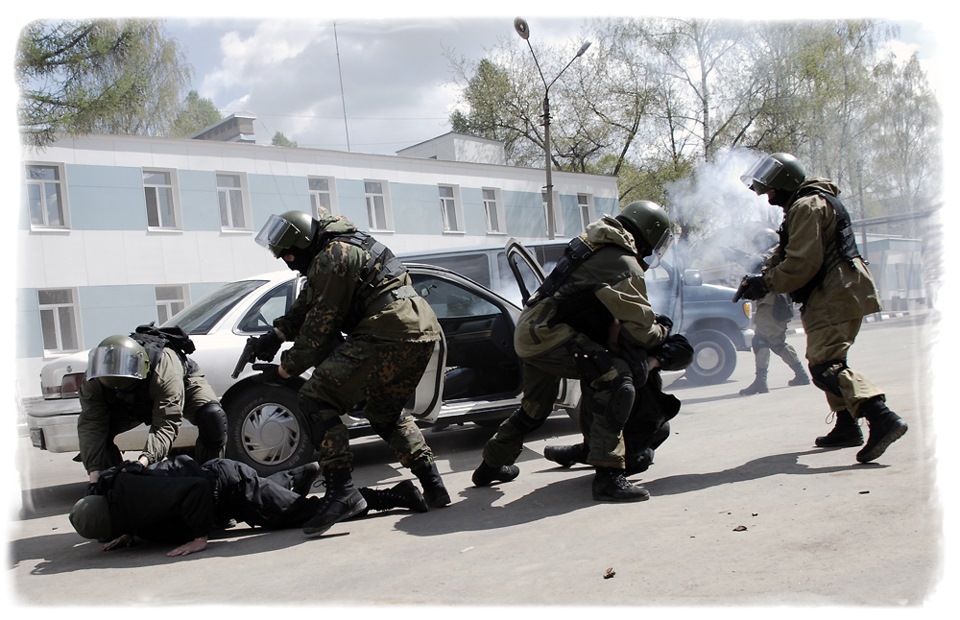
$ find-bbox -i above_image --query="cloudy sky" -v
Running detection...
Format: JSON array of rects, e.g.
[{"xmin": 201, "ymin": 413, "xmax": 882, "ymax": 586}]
[
  {"xmin": 2, "ymin": 2, "xmax": 948, "ymax": 157},
  {"xmin": 161, "ymin": 10, "xmax": 943, "ymax": 156}
]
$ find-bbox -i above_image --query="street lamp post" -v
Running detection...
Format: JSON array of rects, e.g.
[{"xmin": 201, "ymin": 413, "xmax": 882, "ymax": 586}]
[{"xmin": 514, "ymin": 17, "xmax": 591, "ymax": 240}]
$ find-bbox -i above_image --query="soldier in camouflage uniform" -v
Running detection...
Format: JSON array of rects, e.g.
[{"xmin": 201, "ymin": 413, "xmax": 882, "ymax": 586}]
[
  {"xmin": 252, "ymin": 211, "xmax": 449, "ymax": 538},
  {"xmin": 739, "ymin": 229, "xmax": 810, "ymax": 396},
  {"xmin": 737, "ymin": 152, "xmax": 907, "ymax": 463},
  {"xmin": 471, "ymin": 201, "xmax": 676, "ymax": 502}
]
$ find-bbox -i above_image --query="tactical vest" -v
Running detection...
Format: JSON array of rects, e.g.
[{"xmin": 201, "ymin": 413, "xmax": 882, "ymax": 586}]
[
  {"xmin": 527, "ymin": 236, "xmax": 614, "ymax": 344},
  {"xmin": 777, "ymin": 188, "xmax": 863, "ymax": 306},
  {"xmin": 317, "ymin": 230, "xmax": 411, "ymax": 331}
]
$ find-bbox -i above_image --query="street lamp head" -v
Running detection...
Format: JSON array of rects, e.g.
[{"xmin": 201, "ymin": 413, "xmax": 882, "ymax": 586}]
[
  {"xmin": 514, "ymin": 17, "xmax": 530, "ymax": 40},
  {"xmin": 577, "ymin": 41, "xmax": 592, "ymax": 57}
]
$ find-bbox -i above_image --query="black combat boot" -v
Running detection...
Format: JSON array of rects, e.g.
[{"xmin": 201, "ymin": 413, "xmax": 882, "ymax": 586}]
[
  {"xmin": 856, "ymin": 398, "xmax": 908, "ymax": 463},
  {"xmin": 543, "ymin": 443, "xmax": 589, "ymax": 468},
  {"xmin": 592, "ymin": 467, "xmax": 650, "ymax": 502},
  {"xmin": 359, "ymin": 480, "xmax": 429, "ymax": 513},
  {"xmin": 413, "ymin": 462, "xmax": 451, "ymax": 508},
  {"xmin": 471, "ymin": 461, "xmax": 520, "ymax": 487},
  {"xmin": 739, "ymin": 371, "xmax": 768, "ymax": 396},
  {"xmin": 815, "ymin": 410, "xmax": 864, "ymax": 448},
  {"xmin": 788, "ymin": 363, "xmax": 811, "ymax": 386},
  {"xmin": 302, "ymin": 468, "xmax": 368, "ymax": 538}
]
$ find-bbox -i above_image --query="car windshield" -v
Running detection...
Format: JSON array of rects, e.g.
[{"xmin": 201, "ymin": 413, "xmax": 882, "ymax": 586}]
[{"xmin": 161, "ymin": 279, "xmax": 268, "ymax": 335}]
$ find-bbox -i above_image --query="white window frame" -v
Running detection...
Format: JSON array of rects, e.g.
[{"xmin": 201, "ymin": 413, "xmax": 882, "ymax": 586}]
[
  {"xmin": 577, "ymin": 193, "xmax": 594, "ymax": 232},
  {"xmin": 364, "ymin": 180, "xmax": 393, "ymax": 231},
  {"xmin": 482, "ymin": 187, "xmax": 506, "ymax": 234},
  {"xmin": 217, "ymin": 172, "xmax": 250, "ymax": 231},
  {"xmin": 38, "ymin": 288, "xmax": 81, "ymax": 355},
  {"xmin": 542, "ymin": 190, "xmax": 564, "ymax": 237},
  {"xmin": 25, "ymin": 162, "xmax": 69, "ymax": 230},
  {"xmin": 143, "ymin": 168, "xmax": 181, "ymax": 230},
  {"xmin": 439, "ymin": 184, "xmax": 465, "ymax": 233},
  {"xmin": 309, "ymin": 176, "xmax": 338, "ymax": 217},
  {"xmin": 155, "ymin": 285, "xmax": 189, "ymax": 324}
]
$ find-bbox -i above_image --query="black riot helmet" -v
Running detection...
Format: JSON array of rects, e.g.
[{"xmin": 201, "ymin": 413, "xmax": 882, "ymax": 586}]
[
  {"xmin": 256, "ymin": 210, "xmax": 321, "ymax": 272},
  {"xmin": 741, "ymin": 152, "xmax": 806, "ymax": 196}
]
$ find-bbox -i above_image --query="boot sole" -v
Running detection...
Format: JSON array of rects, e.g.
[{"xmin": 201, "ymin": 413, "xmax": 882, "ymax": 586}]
[
  {"xmin": 303, "ymin": 497, "xmax": 368, "ymax": 539},
  {"xmin": 815, "ymin": 437, "xmax": 864, "ymax": 448},
  {"xmin": 592, "ymin": 492, "xmax": 651, "ymax": 502},
  {"xmin": 856, "ymin": 421, "xmax": 908, "ymax": 463}
]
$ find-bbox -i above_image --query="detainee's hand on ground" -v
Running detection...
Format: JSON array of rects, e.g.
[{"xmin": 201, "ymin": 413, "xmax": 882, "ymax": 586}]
[
  {"xmin": 99, "ymin": 534, "xmax": 134, "ymax": 552},
  {"xmin": 167, "ymin": 536, "xmax": 208, "ymax": 557}
]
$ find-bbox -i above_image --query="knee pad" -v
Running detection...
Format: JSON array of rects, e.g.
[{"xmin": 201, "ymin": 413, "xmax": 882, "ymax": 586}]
[
  {"xmin": 195, "ymin": 402, "xmax": 227, "ymax": 448},
  {"xmin": 769, "ymin": 341, "xmax": 787, "ymax": 355},
  {"xmin": 751, "ymin": 335, "xmax": 770, "ymax": 354},
  {"xmin": 299, "ymin": 394, "xmax": 342, "ymax": 447},
  {"xmin": 809, "ymin": 360, "xmax": 847, "ymax": 397},
  {"xmin": 603, "ymin": 374, "xmax": 636, "ymax": 429},
  {"xmin": 507, "ymin": 408, "xmax": 547, "ymax": 436}
]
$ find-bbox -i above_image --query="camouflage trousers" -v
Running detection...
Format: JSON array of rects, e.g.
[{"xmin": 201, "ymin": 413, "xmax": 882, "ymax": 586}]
[
  {"xmin": 752, "ymin": 301, "xmax": 803, "ymax": 372},
  {"xmin": 300, "ymin": 338, "xmax": 437, "ymax": 472},
  {"xmin": 482, "ymin": 332, "xmax": 632, "ymax": 469}
]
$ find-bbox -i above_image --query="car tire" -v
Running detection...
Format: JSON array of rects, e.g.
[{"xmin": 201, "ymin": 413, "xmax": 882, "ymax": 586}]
[
  {"xmin": 683, "ymin": 328, "xmax": 738, "ymax": 386},
  {"xmin": 225, "ymin": 384, "xmax": 316, "ymax": 477}
]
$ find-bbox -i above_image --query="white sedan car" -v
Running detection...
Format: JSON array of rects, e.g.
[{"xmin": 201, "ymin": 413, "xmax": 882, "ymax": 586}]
[{"xmin": 25, "ymin": 242, "xmax": 580, "ymax": 475}]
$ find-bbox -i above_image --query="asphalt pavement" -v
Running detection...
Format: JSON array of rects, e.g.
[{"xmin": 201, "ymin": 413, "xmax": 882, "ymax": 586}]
[{"xmin": 4, "ymin": 309, "xmax": 953, "ymax": 615}]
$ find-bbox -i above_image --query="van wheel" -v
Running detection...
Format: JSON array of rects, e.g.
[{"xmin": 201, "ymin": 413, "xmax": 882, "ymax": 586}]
[
  {"xmin": 684, "ymin": 329, "xmax": 737, "ymax": 386},
  {"xmin": 224, "ymin": 384, "xmax": 315, "ymax": 477}
]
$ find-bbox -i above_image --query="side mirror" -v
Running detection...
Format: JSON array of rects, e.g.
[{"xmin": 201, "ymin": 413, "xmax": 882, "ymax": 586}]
[{"xmin": 682, "ymin": 269, "xmax": 702, "ymax": 286}]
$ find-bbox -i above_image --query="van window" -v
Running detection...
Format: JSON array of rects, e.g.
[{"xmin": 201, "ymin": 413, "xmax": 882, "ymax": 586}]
[{"xmin": 405, "ymin": 253, "xmax": 491, "ymax": 288}]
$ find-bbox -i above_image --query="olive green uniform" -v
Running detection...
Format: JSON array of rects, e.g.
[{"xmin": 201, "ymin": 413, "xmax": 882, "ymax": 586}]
[
  {"xmin": 482, "ymin": 216, "xmax": 669, "ymax": 469},
  {"xmin": 78, "ymin": 347, "xmax": 220, "ymax": 472},
  {"xmin": 760, "ymin": 178, "xmax": 883, "ymax": 416},
  {"xmin": 751, "ymin": 291, "xmax": 803, "ymax": 371},
  {"xmin": 273, "ymin": 216, "xmax": 442, "ymax": 472}
]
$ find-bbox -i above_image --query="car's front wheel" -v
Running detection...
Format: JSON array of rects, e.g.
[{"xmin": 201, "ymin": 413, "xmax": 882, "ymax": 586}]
[
  {"xmin": 225, "ymin": 384, "xmax": 315, "ymax": 476},
  {"xmin": 683, "ymin": 328, "xmax": 738, "ymax": 386}
]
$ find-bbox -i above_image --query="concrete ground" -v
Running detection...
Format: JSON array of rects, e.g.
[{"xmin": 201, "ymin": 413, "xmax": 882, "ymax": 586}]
[{"xmin": 5, "ymin": 309, "xmax": 954, "ymax": 615}]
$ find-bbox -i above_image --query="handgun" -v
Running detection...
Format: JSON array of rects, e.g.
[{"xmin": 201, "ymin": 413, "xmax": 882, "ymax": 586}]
[{"xmin": 232, "ymin": 336, "xmax": 258, "ymax": 379}]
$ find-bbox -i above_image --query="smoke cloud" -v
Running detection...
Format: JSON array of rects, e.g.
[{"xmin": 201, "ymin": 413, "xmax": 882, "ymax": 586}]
[{"xmin": 665, "ymin": 147, "xmax": 784, "ymax": 286}]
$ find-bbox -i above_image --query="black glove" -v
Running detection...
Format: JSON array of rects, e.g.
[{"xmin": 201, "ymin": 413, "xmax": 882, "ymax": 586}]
[
  {"xmin": 652, "ymin": 334, "xmax": 695, "ymax": 371},
  {"xmin": 654, "ymin": 314, "xmax": 673, "ymax": 331},
  {"xmin": 119, "ymin": 460, "xmax": 144, "ymax": 475},
  {"xmin": 253, "ymin": 330, "xmax": 283, "ymax": 362},
  {"xmin": 733, "ymin": 274, "xmax": 769, "ymax": 301},
  {"xmin": 257, "ymin": 363, "xmax": 291, "ymax": 386},
  {"xmin": 85, "ymin": 482, "xmax": 99, "ymax": 496}
]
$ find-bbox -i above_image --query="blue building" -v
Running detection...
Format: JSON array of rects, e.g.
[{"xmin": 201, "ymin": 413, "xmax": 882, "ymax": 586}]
[{"xmin": 16, "ymin": 118, "xmax": 619, "ymax": 398}]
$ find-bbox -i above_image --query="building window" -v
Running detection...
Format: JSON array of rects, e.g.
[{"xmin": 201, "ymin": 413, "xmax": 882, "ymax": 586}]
[
  {"xmin": 439, "ymin": 185, "xmax": 464, "ymax": 233},
  {"xmin": 156, "ymin": 285, "xmax": 189, "ymax": 324},
  {"xmin": 364, "ymin": 180, "xmax": 391, "ymax": 230},
  {"xmin": 25, "ymin": 163, "xmax": 68, "ymax": 229},
  {"xmin": 577, "ymin": 193, "xmax": 594, "ymax": 231},
  {"xmin": 38, "ymin": 288, "xmax": 80, "ymax": 354},
  {"xmin": 143, "ymin": 169, "xmax": 179, "ymax": 229},
  {"xmin": 217, "ymin": 173, "xmax": 248, "ymax": 230},
  {"xmin": 309, "ymin": 176, "xmax": 337, "ymax": 217},
  {"xmin": 483, "ymin": 187, "xmax": 505, "ymax": 234},
  {"xmin": 542, "ymin": 190, "xmax": 564, "ymax": 237}
]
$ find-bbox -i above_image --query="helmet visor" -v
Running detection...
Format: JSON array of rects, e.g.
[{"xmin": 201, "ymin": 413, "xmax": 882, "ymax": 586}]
[
  {"xmin": 740, "ymin": 156, "xmax": 782, "ymax": 195},
  {"xmin": 255, "ymin": 215, "xmax": 296, "ymax": 257},
  {"xmin": 87, "ymin": 345, "xmax": 147, "ymax": 381},
  {"xmin": 644, "ymin": 228, "xmax": 674, "ymax": 269}
]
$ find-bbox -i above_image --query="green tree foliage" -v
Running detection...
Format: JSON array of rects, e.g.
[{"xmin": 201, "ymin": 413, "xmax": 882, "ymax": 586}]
[
  {"xmin": 169, "ymin": 90, "xmax": 222, "ymax": 138},
  {"xmin": 449, "ymin": 18, "xmax": 940, "ymax": 239},
  {"xmin": 271, "ymin": 131, "xmax": 298, "ymax": 147},
  {"xmin": 17, "ymin": 19, "xmax": 192, "ymax": 147}
]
